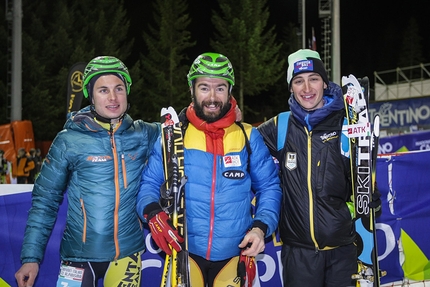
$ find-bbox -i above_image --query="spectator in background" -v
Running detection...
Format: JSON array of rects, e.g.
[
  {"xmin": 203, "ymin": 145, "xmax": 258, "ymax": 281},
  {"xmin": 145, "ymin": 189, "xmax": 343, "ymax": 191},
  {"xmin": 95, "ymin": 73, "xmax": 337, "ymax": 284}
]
[
  {"xmin": 34, "ymin": 148, "xmax": 43, "ymax": 176},
  {"xmin": 0, "ymin": 150, "xmax": 11, "ymax": 184},
  {"xmin": 15, "ymin": 148, "xmax": 35, "ymax": 184},
  {"xmin": 28, "ymin": 148, "xmax": 37, "ymax": 184}
]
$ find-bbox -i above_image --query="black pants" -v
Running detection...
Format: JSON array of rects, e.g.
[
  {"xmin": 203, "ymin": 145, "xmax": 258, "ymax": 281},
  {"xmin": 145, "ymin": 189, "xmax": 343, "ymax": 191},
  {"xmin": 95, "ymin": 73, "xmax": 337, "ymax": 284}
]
[{"xmin": 281, "ymin": 244, "xmax": 357, "ymax": 287}]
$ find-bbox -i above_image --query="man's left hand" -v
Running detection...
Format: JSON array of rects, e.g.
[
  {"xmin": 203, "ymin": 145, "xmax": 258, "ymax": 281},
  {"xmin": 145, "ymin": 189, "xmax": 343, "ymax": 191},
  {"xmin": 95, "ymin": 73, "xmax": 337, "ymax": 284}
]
[{"xmin": 238, "ymin": 228, "xmax": 265, "ymax": 257}]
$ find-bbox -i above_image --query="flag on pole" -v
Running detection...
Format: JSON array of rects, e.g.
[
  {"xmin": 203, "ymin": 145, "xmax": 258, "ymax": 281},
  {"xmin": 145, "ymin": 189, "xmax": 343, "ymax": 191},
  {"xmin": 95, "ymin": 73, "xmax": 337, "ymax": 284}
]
[{"xmin": 311, "ymin": 27, "xmax": 317, "ymax": 51}]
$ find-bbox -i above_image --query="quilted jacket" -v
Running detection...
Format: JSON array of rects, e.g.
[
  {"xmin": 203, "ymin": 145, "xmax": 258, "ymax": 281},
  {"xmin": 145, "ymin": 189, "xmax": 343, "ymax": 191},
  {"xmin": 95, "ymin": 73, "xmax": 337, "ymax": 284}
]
[
  {"xmin": 137, "ymin": 118, "xmax": 282, "ymax": 261},
  {"xmin": 21, "ymin": 106, "xmax": 160, "ymax": 263}
]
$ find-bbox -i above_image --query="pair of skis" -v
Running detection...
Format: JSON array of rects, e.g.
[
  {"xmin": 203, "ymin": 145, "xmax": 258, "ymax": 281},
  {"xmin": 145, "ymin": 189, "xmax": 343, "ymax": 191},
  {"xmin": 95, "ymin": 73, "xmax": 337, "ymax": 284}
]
[
  {"xmin": 159, "ymin": 107, "xmax": 190, "ymax": 287},
  {"xmin": 342, "ymin": 75, "xmax": 385, "ymax": 286}
]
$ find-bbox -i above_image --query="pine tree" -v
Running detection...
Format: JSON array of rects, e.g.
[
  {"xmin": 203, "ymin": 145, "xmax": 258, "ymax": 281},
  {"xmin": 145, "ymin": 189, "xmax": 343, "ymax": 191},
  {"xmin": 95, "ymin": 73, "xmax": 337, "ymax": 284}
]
[
  {"xmin": 134, "ymin": 0, "xmax": 195, "ymax": 122},
  {"xmin": 210, "ymin": 0, "xmax": 285, "ymax": 121},
  {"xmin": 0, "ymin": 0, "xmax": 132, "ymax": 141},
  {"xmin": 269, "ymin": 22, "xmax": 302, "ymax": 115}
]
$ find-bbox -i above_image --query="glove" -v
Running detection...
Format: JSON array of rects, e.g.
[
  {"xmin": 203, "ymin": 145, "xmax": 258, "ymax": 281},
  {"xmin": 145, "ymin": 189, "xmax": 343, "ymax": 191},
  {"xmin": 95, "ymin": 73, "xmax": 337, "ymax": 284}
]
[
  {"xmin": 369, "ymin": 182, "xmax": 382, "ymax": 218},
  {"xmin": 144, "ymin": 204, "xmax": 183, "ymax": 255},
  {"xmin": 237, "ymin": 251, "xmax": 256, "ymax": 287}
]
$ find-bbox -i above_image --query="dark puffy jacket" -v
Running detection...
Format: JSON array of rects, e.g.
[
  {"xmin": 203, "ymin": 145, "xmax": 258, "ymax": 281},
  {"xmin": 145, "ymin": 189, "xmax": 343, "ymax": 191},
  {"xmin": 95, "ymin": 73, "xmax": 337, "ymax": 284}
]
[
  {"xmin": 258, "ymin": 82, "xmax": 355, "ymax": 250},
  {"xmin": 137, "ymin": 122, "xmax": 282, "ymax": 261},
  {"xmin": 21, "ymin": 106, "xmax": 160, "ymax": 263}
]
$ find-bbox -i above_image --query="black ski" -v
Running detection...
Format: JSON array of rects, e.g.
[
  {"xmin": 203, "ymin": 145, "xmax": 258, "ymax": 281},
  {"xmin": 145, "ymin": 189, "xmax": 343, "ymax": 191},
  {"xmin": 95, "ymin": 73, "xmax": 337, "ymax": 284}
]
[
  {"xmin": 342, "ymin": 75, "xmax": 385, "ymax": 286},
  {"xmin": 160, "ymin": 106, "xmax": 189, "ymax": 287}
]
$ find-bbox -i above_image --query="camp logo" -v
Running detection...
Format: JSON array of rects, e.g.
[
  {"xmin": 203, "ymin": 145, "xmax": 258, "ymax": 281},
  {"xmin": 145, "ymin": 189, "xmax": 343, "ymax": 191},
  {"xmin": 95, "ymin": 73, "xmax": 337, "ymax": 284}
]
[{"xmin": 222, "ymin": 170, "xmax": 245, "ymax": 179}]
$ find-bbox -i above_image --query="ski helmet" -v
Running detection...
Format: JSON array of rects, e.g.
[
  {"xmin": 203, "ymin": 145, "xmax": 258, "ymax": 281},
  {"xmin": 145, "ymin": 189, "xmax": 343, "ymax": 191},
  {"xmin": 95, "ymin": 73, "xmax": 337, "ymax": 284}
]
[
  {"xmin": 82, "ymin": 56, "xmax": 132, "ymax": 99},
  {"xmin": 187, "ymin": 52, "xmax": 235, "ymax": 87}
]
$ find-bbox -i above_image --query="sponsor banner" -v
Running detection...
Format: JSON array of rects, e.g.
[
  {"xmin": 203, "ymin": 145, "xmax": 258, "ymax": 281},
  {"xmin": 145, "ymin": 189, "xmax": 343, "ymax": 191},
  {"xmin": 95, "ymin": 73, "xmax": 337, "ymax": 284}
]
[
  {"xmin": 66, "ymin": 62, "xmax": 86, "ymax": 116},
  {"xmin": 379, "ymin": 130, "xmax": 430, "ymax": 153},
  {"xmin": 2, "ymin": 150, "xmax": 430, "ymax": 286},
  {"xmin": 369, "ymin": 97, "xmax": 430, "ymax": 129}
]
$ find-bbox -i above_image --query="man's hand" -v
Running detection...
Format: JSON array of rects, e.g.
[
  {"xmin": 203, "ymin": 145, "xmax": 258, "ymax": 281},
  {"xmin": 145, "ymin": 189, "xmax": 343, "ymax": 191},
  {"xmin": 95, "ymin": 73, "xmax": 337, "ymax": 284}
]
[
  {"xmin": 15, "ymin": 262, "xmax": 39, "ymax": 287},
  {"xmin": 238, "ymin": 227, "xmax": 265, "ymax": 257},
  {"xmin": 145, "ymin": 211, "xmax": 184, "ymax": 255}
]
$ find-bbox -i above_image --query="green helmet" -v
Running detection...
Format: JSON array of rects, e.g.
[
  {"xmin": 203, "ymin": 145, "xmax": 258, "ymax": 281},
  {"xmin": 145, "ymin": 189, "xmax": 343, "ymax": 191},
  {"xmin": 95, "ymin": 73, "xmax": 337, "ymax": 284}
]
[
  {"xmin": 82, "ymin": 56, "xmax": 132, "ymax": 99},
  {"xmin": 187, "ymin": 52, "xmax": 235, "ymax": 87}
]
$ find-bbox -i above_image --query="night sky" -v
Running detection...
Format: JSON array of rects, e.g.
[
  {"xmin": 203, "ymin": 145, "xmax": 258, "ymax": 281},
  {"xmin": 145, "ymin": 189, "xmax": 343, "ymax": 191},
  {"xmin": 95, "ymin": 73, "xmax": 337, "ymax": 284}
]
[{"xmin": 126, "ymin": 0, "xmax": 430, "ymax": 86}]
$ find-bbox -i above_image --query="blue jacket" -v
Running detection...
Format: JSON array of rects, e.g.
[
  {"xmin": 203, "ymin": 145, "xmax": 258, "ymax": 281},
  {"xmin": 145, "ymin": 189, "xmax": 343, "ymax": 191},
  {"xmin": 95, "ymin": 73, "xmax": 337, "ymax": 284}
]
[
  {"xmin": 21, "ymin": 106, "xmax": 160, "ymax": 263},
  {"xmin": 137, "ymin": 121, "xmax": 282, "ymax": 261}
]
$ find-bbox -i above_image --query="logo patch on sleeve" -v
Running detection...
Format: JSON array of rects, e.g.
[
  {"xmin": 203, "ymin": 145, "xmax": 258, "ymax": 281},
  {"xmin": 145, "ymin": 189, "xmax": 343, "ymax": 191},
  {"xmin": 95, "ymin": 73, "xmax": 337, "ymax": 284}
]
[{"xmin": 223, "ymin": 155, "xmax": 241, "ymax": 167}]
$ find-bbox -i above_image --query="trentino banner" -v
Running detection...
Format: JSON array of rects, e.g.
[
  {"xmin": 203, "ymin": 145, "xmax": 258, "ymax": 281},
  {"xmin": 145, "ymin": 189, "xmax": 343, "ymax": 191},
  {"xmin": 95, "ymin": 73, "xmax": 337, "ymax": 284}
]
[{"xmin": 369, "ymin": 97, "xmax": 430, "ymax": 129}]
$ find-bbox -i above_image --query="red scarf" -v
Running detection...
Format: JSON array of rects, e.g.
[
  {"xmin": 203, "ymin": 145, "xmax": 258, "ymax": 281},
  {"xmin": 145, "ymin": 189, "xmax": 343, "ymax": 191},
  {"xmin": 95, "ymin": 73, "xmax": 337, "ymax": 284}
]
[{"xmin": 186, "ymin": 97, "xmax": 237, "ymax": 156}]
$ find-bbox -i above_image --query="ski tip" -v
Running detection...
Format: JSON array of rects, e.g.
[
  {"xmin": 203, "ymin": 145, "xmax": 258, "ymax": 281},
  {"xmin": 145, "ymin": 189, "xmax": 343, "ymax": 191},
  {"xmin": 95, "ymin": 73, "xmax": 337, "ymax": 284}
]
[
  {"xmin": 160, "ymin": 106, "xmax": 180, "ymax": 124},
  {"xmin": 373, "ymin": 115, "xmax": 380, "ymax": 136},
  {"xmin": 161, "ymin": 106, "xmax": 174, "ymax": 115},
  {"xmin": 341, "ymin": 74, "xmax": 361, "ymax": 88}
]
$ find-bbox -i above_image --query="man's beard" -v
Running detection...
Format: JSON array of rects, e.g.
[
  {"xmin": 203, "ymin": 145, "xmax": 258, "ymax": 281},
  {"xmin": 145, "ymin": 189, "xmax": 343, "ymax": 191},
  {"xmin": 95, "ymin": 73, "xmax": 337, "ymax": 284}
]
[{"xmin": 194, "ymin": 99, "xmax": 231, "ymax": 123}]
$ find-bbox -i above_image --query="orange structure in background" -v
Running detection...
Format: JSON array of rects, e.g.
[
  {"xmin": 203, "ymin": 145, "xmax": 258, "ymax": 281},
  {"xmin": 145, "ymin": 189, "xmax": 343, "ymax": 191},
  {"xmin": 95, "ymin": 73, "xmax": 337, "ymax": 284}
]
[{"xmin": 0, "ymin": 121, "xmax": 36, "ymax": 183}]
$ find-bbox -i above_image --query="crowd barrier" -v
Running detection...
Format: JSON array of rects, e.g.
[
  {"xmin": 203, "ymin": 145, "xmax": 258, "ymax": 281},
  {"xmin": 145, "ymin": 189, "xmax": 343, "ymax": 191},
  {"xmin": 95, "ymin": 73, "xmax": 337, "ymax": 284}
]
[{"xmin": 1, "ymin": 150, "xmax": 430, "ymax": 286}]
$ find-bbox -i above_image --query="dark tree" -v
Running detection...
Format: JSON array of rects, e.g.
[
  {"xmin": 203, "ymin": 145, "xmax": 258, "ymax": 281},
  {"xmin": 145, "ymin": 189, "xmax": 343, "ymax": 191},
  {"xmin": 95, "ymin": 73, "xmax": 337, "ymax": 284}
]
[
  {"xmin": 132, "ymin": 0, "xmax": 195, "ymax": 122},
  {"xmin": 210, "ymin": 0, "xmax": 285, "ymax": 121},
  {"xmin": 0, "ymin": 0, "xmax": 132, "ymax": 140}
]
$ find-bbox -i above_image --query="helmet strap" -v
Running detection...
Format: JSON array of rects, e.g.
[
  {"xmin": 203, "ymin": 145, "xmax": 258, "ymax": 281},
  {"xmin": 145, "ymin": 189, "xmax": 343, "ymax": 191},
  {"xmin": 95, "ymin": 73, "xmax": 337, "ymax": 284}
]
[{"xmin": 90, "ymin": 103, "xmax": 130, "ymax": 124}]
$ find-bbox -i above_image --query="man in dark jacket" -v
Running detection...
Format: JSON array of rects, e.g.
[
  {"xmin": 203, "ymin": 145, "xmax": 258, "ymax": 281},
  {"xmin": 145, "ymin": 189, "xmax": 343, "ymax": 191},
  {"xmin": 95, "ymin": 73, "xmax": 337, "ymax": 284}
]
[{"xmin": 258, "ymin": 49, "xmax": 381, "ymax": 287}]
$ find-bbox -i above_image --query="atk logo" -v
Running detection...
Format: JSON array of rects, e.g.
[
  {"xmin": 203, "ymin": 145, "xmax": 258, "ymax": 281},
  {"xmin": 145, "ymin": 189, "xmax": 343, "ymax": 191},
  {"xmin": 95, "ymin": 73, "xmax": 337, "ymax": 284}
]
[
  {"xmin": 346, "ymin": 123, "xmax": 371, "ymax": 138},
  {"xmin": 222, "ymin": 170, "xmax": 245, "ymax": 179},
  {"xmin": 285, "ymin": 152, "xmax": 297, "ymax": 171},
  {"xmin": 294, "ymin": 59, "xmax": 314, "ymax": 73},
  {"xmin": 223, "ymin": 155, "xmax": 241, "ymax": 167},
  {"xmin": 86, "ymin": 155, "xmax": 112, "ymax": 162}
]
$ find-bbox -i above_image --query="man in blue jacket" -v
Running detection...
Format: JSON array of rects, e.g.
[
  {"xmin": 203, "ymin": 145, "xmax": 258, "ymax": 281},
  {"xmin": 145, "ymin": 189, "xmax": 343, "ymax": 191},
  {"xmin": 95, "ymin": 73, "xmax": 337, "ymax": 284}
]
[
  {"xmin": 137, "ymin": 52, "xmax": 282, "ymax": 287},
  {"xmin": 15, "ymin": 56, "xmax": 160, "ymax": 287}
]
